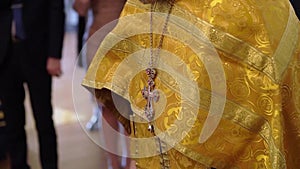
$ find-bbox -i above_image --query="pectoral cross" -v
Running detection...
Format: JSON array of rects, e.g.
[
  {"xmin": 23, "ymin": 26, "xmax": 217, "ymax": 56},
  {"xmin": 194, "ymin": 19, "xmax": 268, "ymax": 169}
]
[{"xmin": 142, "ymin": 68, "xmax": 159, "ymax": 133}]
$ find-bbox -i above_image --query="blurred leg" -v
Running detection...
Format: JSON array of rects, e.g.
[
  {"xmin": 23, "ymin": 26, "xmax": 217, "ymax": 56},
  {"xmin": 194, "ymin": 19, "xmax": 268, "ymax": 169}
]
[
  {"xmin": 86, "ymin": 98, "xmax": 101, "ymax": 131},
  {"xmin": 102, "ymin": 106, "xmax": 121, "ymax": 169},
  {"xmin": 27, "ymin": 74, "xmax": 57, "ymax": 169},
  {"xmin": 3, "ymin": 82, "xmax": 29, "ymax": 169},
  {"xmin": 77, "ymin": 15, "xmax": 86, "ymax": 67},
  {"xmin": 1, "ymin": 41, "xmax": 30, "ymax": 169}
]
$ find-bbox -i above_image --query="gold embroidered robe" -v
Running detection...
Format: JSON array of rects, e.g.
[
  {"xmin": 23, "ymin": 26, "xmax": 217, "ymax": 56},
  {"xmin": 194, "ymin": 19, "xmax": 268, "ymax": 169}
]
[{"xmin": 82, "ymin": 0, "xmax": 300, "ymax": 168}]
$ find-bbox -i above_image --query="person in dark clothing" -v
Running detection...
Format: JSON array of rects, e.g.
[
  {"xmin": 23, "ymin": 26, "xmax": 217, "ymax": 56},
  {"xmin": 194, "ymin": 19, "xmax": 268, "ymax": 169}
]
[
  {"xmin": 0, "ymin": 0, "xmax": 65, "ymax": 169},
  {"xmin": 0, "ymin": 0, "xmax": 12, "ymax": 67},
  {"xmin": 0, "ymin": 0, "xmax": 12, "ymax": 162}
]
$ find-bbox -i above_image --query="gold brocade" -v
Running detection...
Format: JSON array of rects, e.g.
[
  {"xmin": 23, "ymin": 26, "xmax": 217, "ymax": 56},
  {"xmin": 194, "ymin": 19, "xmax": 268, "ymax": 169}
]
[{"xmin": 82, "ymin": 0, "xmax": 300, "ymax": 168}]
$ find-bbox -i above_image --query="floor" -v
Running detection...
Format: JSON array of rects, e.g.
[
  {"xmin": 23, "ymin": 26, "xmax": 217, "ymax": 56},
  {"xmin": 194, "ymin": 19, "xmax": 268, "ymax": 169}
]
[{"xmin": 0, "ymin": 31, "xmax": 115, "ymax": 169}]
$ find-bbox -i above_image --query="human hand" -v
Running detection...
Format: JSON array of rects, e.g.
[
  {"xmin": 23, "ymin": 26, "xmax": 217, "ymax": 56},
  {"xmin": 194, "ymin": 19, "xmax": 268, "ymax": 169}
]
[
  {"xmin": 73, "ymin": 0, "xmax": 90, "ymax": 16},
  {"xmin": 47, "ymin": 57, "xmax": 62, "ymax": 77}
]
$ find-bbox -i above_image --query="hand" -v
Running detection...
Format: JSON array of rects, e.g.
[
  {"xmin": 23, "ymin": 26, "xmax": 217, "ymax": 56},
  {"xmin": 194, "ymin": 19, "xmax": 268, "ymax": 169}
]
[
  {"xmin": 73, "ymin": 0, "xmax": 90, "ymax": 16},
  {"xmin": 47, "ymin": 57, "xmax": 62, "ymax": 77}
]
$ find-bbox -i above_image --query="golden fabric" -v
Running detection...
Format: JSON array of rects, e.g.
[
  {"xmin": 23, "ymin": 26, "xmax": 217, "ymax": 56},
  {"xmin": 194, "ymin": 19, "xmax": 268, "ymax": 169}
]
[{"xmin": 82, "ymin": 0, "xmax": 300, "ymax": 168}]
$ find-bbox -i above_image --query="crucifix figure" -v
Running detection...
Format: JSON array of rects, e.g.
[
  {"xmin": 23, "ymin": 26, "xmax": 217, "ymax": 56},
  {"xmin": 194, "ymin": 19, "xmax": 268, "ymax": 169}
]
[{"xmin": 142, "ymin": 68, "xmax": 160, "ymax": 133}]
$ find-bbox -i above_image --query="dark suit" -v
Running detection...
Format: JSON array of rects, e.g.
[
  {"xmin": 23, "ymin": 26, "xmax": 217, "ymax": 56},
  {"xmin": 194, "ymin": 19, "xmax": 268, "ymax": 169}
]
[
  {"xmin": 0, "ymin": 0, "xmax": 65, "ymax": 169},
  {"xmin": 0, "ymin": 0, "xmax": 12, "ymax": 161},
  {"xmin": 0, "ymin": 0, "xmax": 12, "ymax": 67}
]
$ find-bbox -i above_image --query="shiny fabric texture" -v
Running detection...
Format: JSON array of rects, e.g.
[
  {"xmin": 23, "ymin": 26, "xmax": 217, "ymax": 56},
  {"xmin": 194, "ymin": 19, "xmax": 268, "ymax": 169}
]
[{"xmin": 82, "ymin": 0, "xmax": 300, "ymax": 168}]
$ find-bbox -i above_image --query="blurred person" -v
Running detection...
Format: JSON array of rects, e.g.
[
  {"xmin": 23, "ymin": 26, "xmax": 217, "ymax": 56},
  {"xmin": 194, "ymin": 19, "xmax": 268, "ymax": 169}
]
[
  {"xmin": 0, "ymin": 0, "xmax": 12, "ymax": 162},
  {"xmin": 0, "ymin": 0, "xmax": 65, "ymax": 169},
  {"xmin": 0, "ymin": 0, "xmax": 12, "ymax": 67},
  {"xmin": 83, "ymin": 0, "xmax": 300, "ymax": 168},
  {"xmin": 73, "ymin": 0, "xmax": 101, "ymax": 131},
  {"xmin": 76, "ymin": 15, "xmax": 86, "ymax": 67},
  {"xmin": 73, "ymin": 0, "xmax": 127, "ymax": 131},
  {"xmin": 73, "ymin": 1, "xmax": 131, "ymax": 169}
]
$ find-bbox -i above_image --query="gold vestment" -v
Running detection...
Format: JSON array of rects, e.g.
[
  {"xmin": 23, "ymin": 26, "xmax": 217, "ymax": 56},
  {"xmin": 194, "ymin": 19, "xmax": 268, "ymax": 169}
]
[{"xmin": 83, "ymin": 0, "xmax": 300, "ymax": 168}]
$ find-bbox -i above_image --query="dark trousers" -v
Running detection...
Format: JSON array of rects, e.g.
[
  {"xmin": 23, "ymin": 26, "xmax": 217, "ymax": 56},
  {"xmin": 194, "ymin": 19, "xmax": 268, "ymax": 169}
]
[
  {"xmin": 0, "ymin": 41, "xmax": 58, "ymax": 169},
  {"xmin": 77, "ymin": 15, "xmax": 86, "ymax": 67},
  {"xmin": 77, "ymin": 15, "xmax": 86, "ymax": 55}
]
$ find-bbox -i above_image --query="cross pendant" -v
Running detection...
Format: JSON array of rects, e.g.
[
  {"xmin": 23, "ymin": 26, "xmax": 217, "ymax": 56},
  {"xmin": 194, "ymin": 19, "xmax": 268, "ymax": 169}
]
[
  {"xmin": 142, "ymin": 68, "xmax": 159, "ymax": 133},
  {"xmin": 142, "ymin": 86, "xmax": 159, "ymax": 121}
]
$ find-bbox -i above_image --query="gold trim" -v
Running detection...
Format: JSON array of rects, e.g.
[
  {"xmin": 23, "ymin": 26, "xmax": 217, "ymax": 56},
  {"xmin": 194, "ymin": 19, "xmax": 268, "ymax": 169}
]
[
  {"xmin": 83, "ymin": 79, "xmax": 286, "ymax": 168},
  {"xmin": 223, "ymin": 102, "xmax": 286, "ymax": 169},
  {"xmin": 125, "ymin": 1, "xmax": 298, "ymax": 83},
  {"xmin": 273, "ymin": 4, "xmax": 299, "ymax": 81},
  {"xmin": 166, "ymin": 87, "xmax": 287, "ymax": 168},
  {"xmin": 82, "ymin": 1, "xmax": 298, "ymax": 168},
  {"xmin": 173, "ymin": 143, "xmax": 212, "ymax": 167},
  {"xmin": 172, "ymin": 6, "xmax": 276, "ymax": 81},
  {"xmin": 126, "ymin": 0, "xmax": 275, "ymax": 81}
]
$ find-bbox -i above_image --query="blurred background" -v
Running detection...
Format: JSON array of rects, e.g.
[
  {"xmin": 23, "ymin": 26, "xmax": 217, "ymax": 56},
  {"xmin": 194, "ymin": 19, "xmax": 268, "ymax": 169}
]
[{"xmin": 0, "ymin": 0, "xmax": 113, "ymax": 168}]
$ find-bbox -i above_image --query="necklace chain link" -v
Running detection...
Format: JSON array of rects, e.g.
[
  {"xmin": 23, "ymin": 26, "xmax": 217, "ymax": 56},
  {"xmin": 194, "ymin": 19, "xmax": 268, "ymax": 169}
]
[
  {"xmin": 139, "ymin": 1, "xmax": 175, "ymax": 169},
  {"xmin": 142, "ymin": 0, "xmax": 175, "ymax": 133},
  {"xmin": 149, "ymin": 0, "xmax": 175, "ymax": 68}
]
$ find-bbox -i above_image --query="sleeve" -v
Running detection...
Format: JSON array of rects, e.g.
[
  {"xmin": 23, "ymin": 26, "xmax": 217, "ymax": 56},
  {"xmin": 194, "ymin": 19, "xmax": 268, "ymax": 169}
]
[{"xmin": 48, "ymin": 0, "xmax": 65, "ymax": 59}]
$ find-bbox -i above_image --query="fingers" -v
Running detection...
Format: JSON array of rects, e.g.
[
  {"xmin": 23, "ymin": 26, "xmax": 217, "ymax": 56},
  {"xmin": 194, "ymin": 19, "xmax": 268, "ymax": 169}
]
[
  {"xmin": 47, "ymin": 57, "xmax": 62, "ymax": 77},
  {"xmin": 54, "ymin": 69, "xmax": 63, "ymax": 77},
  {"xmin": 47, "ymin": 66, "xmax": 62, "ymax": 77}
]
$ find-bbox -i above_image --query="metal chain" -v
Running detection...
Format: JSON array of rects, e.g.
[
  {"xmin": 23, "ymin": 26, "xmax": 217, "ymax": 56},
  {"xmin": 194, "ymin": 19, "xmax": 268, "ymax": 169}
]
[
  {"xmin": 149, "ymin": 0, "xmax": 175, "ymax": 68},
  {"xmin": 148, "ymin": 1, "xmax": 175, "ymax": 169},
  {"xmin": 137, "ymin": 1, "xmax": 176, "ymax": 169}
]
